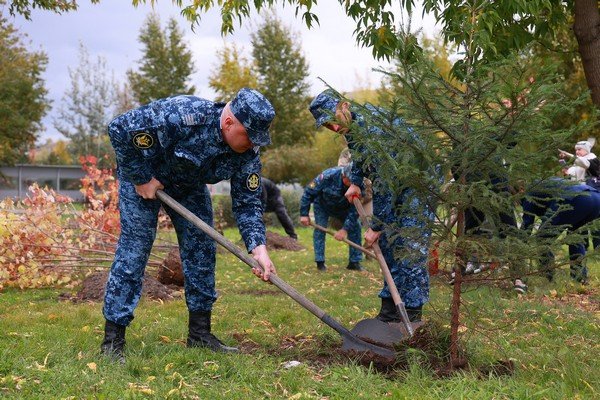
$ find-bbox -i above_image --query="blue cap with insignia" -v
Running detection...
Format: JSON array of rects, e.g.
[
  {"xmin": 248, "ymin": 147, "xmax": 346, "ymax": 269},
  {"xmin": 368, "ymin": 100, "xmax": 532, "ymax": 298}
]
[
  {"xmin": 309, "ymin": 89, "xmax": 341, "ymax": 128},
  {"xmin": 230, "ymin": 88, "xmax": 275, "ymax": 146}
]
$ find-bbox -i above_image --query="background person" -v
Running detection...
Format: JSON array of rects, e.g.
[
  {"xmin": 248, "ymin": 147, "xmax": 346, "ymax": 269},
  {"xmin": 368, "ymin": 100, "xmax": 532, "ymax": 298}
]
[
  {"xmin": 101, "ymin": 88, "xmax": 276, "ymax": 361},
  {"xmin": 261, "ymin": 177, "xmax": 298, "ymax": 240},
  {"xmin": 299, "ymin": 164, "xmax": 364, "ymax": 271}
]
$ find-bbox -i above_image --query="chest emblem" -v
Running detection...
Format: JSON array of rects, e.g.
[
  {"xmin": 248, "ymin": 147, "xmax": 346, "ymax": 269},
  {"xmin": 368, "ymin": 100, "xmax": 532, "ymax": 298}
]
[
  {"xmin": 246, "ymin": 173, "xmax": 261, "ymax": 191},
  {"xmin": 133, "ymin": 132, "xmax": 154, "ymax": 149}
]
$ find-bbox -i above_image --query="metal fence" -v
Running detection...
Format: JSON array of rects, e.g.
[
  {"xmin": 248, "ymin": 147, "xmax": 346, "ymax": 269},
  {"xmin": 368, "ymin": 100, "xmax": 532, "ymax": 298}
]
[{"xmin": 0, "ymin": 164, "xmax": 86, "ymax": 201}]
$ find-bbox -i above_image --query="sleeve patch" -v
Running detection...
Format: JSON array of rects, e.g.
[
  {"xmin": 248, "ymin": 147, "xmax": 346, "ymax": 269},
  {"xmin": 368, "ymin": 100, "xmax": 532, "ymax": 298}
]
[
  {"xmin": 132, "ymin": 132, "xmax": 154, "ymax": 149},
  {"xmin": 246, "ymin": 173, "xmax": 261, "ymax": 191}
]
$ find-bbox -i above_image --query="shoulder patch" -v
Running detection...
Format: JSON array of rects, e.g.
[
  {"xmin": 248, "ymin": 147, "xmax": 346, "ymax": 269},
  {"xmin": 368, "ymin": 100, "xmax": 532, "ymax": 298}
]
[
  {"xmin": 246, "ymin": 173, "xmax": 261, "ymax": 191},
  {"xmin": 132, "ymin": 131, "xmax": 154, "ymax": 149}
]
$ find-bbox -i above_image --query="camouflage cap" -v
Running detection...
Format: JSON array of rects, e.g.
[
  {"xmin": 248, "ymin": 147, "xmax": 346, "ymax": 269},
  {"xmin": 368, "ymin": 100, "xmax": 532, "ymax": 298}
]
[
  {"xmin": 309, "ymin": 89, "xmax": 341, "ymax": 128},
  {"xmin": 230, "ymin": 88, "xmax": 275, "ymax": 146}
]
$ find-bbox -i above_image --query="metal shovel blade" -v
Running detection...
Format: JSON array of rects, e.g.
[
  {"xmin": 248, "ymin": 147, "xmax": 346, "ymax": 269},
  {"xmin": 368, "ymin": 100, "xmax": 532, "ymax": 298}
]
[
  {"xmin": 340, "ymin": 329, "xmax": 397, "ymax": 362},
  {"xmin": 350, "ymin": 319, "xmax": 425, "ymax": 348}
]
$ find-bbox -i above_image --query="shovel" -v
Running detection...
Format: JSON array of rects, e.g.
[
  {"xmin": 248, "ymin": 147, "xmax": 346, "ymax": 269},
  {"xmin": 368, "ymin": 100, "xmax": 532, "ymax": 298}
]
[
  {"xmin": 155, "ymin": 190, "xmax": 395, "ymax": 361},
  {"xmin": 351, "ymin": 197, "xmax": 417, "ymax": 347},
  {"xmin": 309, "ymin": 221, "xmax": 376, "ymax": 259}
]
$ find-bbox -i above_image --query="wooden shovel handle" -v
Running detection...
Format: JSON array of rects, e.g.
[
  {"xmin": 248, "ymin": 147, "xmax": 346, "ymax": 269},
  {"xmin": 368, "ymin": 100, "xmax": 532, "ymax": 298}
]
[
  {"xmin": 309, "ymin": 221, "xmax": 376, "ymax": 258},
  {"xmin": 352, "ymin": 197, "xmax": 414, "ymax": 336}
]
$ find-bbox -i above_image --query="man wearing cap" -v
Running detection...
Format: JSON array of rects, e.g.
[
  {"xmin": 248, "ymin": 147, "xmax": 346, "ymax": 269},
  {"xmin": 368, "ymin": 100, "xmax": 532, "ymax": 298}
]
[
  {"xmin": 299, "ymin": 165, "xmax": 364, "ymax": 272},
  {"xmin": 309, "ymin": 89, "xmax": 432, "ymax": 323},
  {"xmin": 101, "ymin": 88, "xmax": 276, "ymax": 361}
]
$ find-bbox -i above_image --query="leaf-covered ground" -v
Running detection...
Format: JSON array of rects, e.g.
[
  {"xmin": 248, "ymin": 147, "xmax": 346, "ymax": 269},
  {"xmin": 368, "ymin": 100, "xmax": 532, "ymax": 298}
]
[{"xmin": 1, "ymin": 227, "xmax": 598, "ymax": 399}]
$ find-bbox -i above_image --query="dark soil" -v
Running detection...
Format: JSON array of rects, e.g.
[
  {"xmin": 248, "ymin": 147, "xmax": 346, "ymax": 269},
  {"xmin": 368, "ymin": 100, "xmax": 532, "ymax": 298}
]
[
  {"xmin": 157, "ymin": 248, "xmax": 185, "ymax": 286},
  {"xmin": 61, "ymin": 270, "xmax": 179, "ymax": 303},
  {"xmin": 266, "ymin": 231, "xmax": 305, "ymax": 251}
]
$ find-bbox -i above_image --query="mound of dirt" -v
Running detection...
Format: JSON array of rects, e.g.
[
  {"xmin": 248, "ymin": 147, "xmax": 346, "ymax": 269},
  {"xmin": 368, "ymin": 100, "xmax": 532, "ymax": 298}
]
[
  {"xmin": 266, "ymin": 231, "xmax": 305, "ymax": 251},
  {"xmin": 157, "ymin": 248, "xmax": 184, "ymax": 286},
  {"xmin": 63, "ymin": 270, "xmax": 178, "ymax": 303}
]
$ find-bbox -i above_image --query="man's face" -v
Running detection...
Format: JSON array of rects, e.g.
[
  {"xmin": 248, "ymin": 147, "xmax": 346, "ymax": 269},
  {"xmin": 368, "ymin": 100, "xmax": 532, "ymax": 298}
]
[
  {"xmin": 576, "ymin": 147, "xmax": 588, "ymax": 157},
  {"xmin": 324, "ymin": 102, "xmax": 352, "ymax": 134},
  {"xmin": 222, "ymin": 115, "xmax": 253, "ymax": 153}
]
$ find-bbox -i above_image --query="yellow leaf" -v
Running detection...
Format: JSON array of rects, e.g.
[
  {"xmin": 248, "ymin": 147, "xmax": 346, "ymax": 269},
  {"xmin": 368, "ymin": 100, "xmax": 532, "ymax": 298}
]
[
  {"xmin": 87, "ymin": 362, "xmax": 97, "ymax": 372},
  {"xmin": 81, "ymin": 326, "xmax": 90, "ymax": 333},
  {"xmin": 164, "ymin": 363, "xmax": 174, "ymax": 372},
  {"xmin": 77, "ymin": 352, "xmax": 83, "ymax": 360},
  {"xmin": 159, "ymin": 335, "xmax": 171, "ymax": 343}
]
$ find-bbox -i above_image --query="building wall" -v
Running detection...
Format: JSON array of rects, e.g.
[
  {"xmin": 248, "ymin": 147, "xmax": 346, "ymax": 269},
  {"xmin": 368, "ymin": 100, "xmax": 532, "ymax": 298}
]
[{"xmin": 0, "ymin": 164, "xmax": 86, "ymax": 201}]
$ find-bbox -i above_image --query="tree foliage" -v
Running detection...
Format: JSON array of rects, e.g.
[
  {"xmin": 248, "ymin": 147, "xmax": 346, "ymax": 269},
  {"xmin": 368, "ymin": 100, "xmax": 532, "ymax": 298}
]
[
  {"xmin": 208, "ymin": 43, "xmax": 257, "ymax": 102},
  {"xmin": 127, "ymin": 13, "xmax": 195, "ymax": 105},
  {"xmin": 0, "ymin": 10, "xmax": 49, "ymax": 166},
  {"xmin": 251, "ymin": 14, "xmax": 313, "ymax": 147},
  {"xmin": 53, "ymin": 43, "xmax": 116, "ymax": 166}
]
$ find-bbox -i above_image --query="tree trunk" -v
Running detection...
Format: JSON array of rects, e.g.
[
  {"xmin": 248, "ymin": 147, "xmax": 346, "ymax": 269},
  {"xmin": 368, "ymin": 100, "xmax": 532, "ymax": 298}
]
[{"xmin": 573, "ymin": 0, "xmax": 600, "ymax": 107}]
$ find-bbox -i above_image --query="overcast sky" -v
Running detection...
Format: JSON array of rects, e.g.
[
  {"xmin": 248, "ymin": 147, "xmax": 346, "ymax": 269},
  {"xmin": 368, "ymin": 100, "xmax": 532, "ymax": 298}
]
[{"xmin": 7, "ymin": 0, "xmax": 437, "ymax": 142}]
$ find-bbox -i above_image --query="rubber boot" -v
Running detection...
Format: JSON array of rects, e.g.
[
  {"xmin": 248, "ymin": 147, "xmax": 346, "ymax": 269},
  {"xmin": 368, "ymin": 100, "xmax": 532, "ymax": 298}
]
[
  {"xmin": 316, "ymin": 261, "xmax": 327, "ymax": 271},
  {"xmin": 406, "ymin": 306, "xmax": 423, "ymax": 322},
  {"xmin": 375, "ymin": 297, "xmax": 400, "ymax": 323},
  {"xmin": 100, "ymin": 320, "xmax": 126, "ymax": 363},
  {"xmin": 346, "ymin": 261, "xmax": 365, "ymax": 271},
  {"xmin": 187, "ymin": 311, "xmax": 239, "ymax": 353}
]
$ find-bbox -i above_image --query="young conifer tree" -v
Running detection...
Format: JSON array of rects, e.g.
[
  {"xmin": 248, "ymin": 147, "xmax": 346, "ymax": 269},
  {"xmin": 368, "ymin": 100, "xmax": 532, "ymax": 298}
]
[{"xmin": 341, "ymin": 22, "xmax": 594, "ymax": 367}]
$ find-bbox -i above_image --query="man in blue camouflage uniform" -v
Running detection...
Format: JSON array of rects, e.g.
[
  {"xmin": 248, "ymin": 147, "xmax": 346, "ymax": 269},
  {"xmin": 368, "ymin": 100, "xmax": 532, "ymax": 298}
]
[
  {"xmin": 299, "ymin": 164, "xmax": 364, "ymax": 272},
  {"xmin": 101, "ymin": 88, "xmax": 276, "ymax": 361},
  {"xmin": 309, "ymin": 89, "xmax": 432, "ymax": 322}
]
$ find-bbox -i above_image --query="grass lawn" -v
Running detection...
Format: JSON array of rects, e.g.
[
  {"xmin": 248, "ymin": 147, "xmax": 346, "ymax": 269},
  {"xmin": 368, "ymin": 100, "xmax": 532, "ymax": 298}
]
[{"xmin": 1, "ymin": 226, "xmax": 598, "ymax": 399}]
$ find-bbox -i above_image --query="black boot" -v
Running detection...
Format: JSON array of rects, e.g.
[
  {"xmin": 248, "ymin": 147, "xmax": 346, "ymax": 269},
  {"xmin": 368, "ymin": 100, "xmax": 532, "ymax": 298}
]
[
  {"xmin": 187, "ymin": 311, "xmax": 239, "ymax": 353},
  {"xmin": 100, "ymin": 320, "xmax": 126, "ymax": 363},
  {"xmin": 346, "ymin": 261, "xmax": 365, "ymax": 271},
  {"xmin": 376, "ymin": 297, "xmax": 400, "ymax": 323},
  {"xmin": 316, "ymin": 261, "xmax": 327, "ymax": 271},
  {"xmin": 406, "ymin": 306, "xmax": 423, "ymax": 322}
]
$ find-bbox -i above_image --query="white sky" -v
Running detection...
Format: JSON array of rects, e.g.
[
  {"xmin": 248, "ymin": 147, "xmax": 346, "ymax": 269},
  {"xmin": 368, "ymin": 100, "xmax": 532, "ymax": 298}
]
[{"xmin": 7, "ymin": 0, "xmax": 438, "ymax": 142}]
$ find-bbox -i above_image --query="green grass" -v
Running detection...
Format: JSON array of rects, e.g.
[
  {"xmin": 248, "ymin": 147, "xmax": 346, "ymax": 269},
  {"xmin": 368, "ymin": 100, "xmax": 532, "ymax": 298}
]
[{"xmin": 1, "ymin": 226, "xmax": 598, "ymax": 399}]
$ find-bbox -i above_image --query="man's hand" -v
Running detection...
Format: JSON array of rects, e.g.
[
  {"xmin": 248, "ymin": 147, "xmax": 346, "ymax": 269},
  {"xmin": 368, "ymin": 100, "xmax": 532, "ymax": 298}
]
[
  {"xmin": 135, "ymin": 178, "xmax": 164, "ymax": 199},
  {"xmin": 344, "ymin": 184, "xmax": 361, "ymax": 202},
  {"xmin": 251, "ymin": 244, "xmax": 276, "ymax": 282},
  {"xmin": 300, "ymin": 216, "xmax": 311, "ymax": 226},
  {"xmin": 334, "ymin": 229, "xmax": 348, "ymax": 241},
  {"xmin": 364, "ymin": 228, "xmax": 382, "ymax": 247}
]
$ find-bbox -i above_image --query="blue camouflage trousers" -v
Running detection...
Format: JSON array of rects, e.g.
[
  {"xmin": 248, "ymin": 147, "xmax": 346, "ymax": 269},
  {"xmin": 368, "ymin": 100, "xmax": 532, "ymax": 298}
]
[
  {"xmin": 313, "ymin": 202, "xmax": 362, "ymax": 264},
  {"xmin": 103, "ymin": 180, "xmax": 217, "ymax": 326},
  {"xmin": 378, "ymin": 228, "xmax": 430, "ymax": 309}
]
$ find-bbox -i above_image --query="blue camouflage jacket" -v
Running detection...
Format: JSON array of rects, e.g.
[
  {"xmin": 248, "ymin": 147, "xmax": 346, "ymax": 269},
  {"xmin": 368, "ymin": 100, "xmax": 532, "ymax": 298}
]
[
  {"xmin": 343, "ymin": 105, "xmax": 437, "ymax": 231},
  {"xmin": 300, "ymin": 167, "xmax": 358, "ymax": 231},
  {"xmin": 108, "ymin": 95, "xmax": 265, "ymax": 251}
]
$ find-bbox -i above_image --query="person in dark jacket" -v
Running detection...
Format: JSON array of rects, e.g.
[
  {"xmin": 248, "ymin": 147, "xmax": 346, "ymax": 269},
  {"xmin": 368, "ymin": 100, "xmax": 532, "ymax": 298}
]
[
  {"xmin": 102, "ymin": 88, "xmax": 276, "ymax": 361},
  {"xmin": 299, "ymin": 164, "xmax": 364, "ymax": 271},
  {"xmin": 521, "ymin": 179, "xmax": 600, "ymax": 285},
  {"xmin": 261, "ymin": 177, "xmax": 297, "ymax": 239}
]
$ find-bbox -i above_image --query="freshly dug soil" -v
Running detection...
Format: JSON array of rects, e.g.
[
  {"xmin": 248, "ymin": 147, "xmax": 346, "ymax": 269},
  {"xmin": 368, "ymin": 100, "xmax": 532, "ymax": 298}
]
[
  {"xmin": 63, "ymin": 270, "xmax": 177, "ymax": 303},
  {"xmin": 157, "ymin": 248, "xmax": 185, "ymax": 286},
  {"xmin": 266, "ymin": 231, "xmax": 305, "ymax": 251}
]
